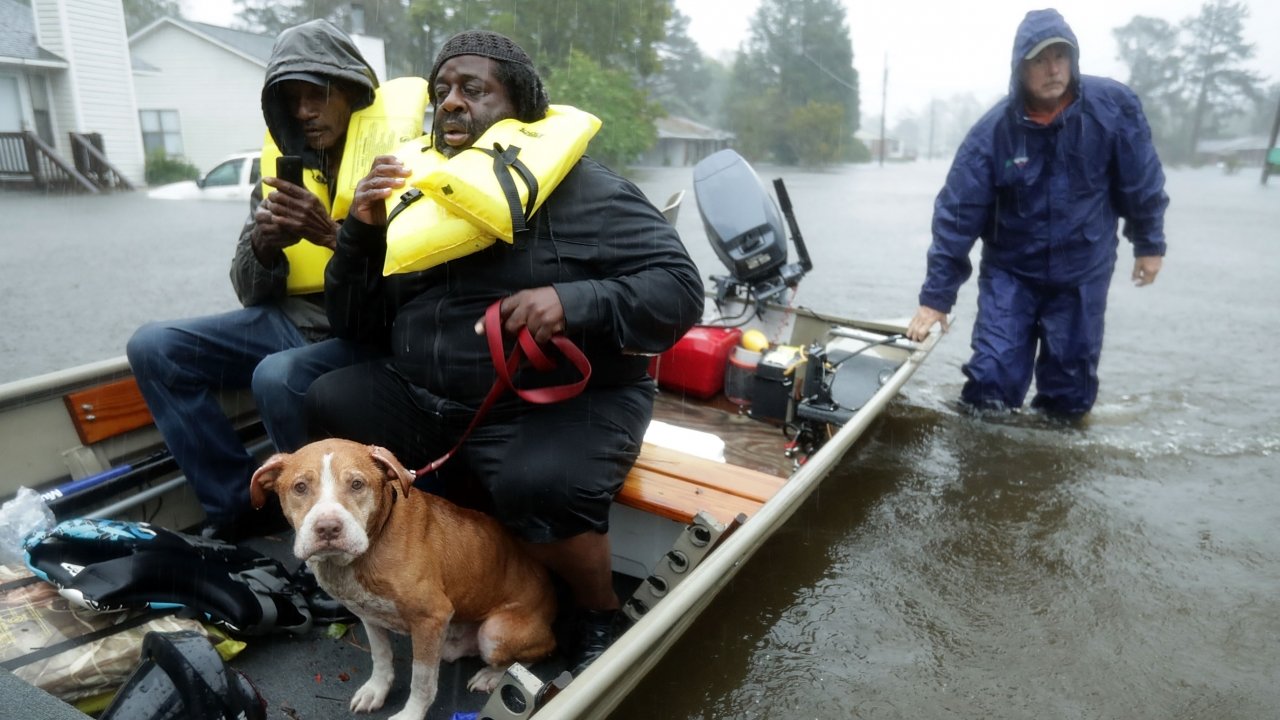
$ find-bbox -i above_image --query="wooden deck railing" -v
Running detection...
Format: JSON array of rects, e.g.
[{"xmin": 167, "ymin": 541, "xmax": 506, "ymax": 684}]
[
  {"xmin": 70, "ymin": 132, "xmax": 135, "ymax": 191},
  {"xmin": 0, "ymin": 131, "xmax": 119, "ymax": 193}
]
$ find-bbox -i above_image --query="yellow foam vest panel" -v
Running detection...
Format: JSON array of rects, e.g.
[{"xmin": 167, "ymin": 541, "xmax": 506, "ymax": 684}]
[
  {"xmin": 261, "ymin": 76, "xmax": 431, "ymax": 294},
  {"xmin": 382, "ymin": 136, "xmax": 495, "ymax": 275},
  {"xmin": 418, "ymin": 104, "xmax": 601, "ymax": 243}
]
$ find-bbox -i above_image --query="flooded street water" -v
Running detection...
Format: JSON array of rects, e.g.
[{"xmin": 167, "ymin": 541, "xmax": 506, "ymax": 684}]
[{"xmin": 4, "ymin": 160, "xmax": 1278, "ymax": 718}]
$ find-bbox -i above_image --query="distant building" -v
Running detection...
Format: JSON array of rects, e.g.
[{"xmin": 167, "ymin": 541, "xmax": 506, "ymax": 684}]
[
  {"xmin": 860, "ymin": 135, "xmax": 917, "ymax": 163},
  {"xmin": 1, "ymin": 0, "xmax": 145, "ymax": 184},
  {"xmin": 1194, "ymin": 135, "xmax": 1275, "ymax": 169},
  {"xmin": 635, "ymin": 115, "xmax": 733, "ymax": 167}
]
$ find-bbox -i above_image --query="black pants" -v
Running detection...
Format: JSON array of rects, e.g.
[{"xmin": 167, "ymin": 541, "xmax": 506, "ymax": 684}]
[{"xmin": 305, "ymin": 360, "xmax": 654, "ymax": 543}]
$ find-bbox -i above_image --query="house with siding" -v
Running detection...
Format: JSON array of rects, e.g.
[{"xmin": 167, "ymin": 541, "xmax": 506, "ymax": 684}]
[
  {"xmin": 1, "ymin": 0, "xmax": 144, "ymax": 185},
  {"xmin": 634, "ymin": 115, "xmax": 733, "ymax": 167},
  {"xmin": 128, "ymin": 18, "xmax": 274, "ymax": 175}
]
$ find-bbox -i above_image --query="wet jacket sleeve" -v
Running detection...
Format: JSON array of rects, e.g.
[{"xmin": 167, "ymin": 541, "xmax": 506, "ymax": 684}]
[
  {"xmin": 552, "ymin": 180, "xmax": 705, "ymax": 355},
  {"xmin": 323, "ymin": 215, "xmax": 397, "ymax": 344},
  {"xmin": 230, "ymin": 181, "xmax": 289, "ymax": 306},
  {"xmin": 919, "ymin": 137, "xmax": 995, "ymax": 313},
  {"xmin": 1110, "ymin": 91, "xmax": 1168, "ymax": 258}
]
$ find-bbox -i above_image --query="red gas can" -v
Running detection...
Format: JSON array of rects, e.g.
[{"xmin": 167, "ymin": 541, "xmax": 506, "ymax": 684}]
[{"xmin": 648, "ymin": 326, "xmax": 742, "ymax": 399}]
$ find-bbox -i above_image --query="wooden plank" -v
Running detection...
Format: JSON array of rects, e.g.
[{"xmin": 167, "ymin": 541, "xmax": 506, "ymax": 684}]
[
  {"xmin": 618, "ymin": 467, "xmax": 763, "ymax": 526},
  {"xmin": 63, "ymin": 378, "xmax": 153, "ymax": 445},
  {"xmin": 633, "ymin": 443, "xmax": 786, "ymax": 504},
  {"xmin": 651, "ymin": 391, "xmax": 797, "ymax": 477}
]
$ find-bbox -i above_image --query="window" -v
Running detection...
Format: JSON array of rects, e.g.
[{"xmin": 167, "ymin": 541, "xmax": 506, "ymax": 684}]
[
  {"xmin": 202, "ymin": 158, "xmax": 243, "ymax": 187},
  {"xmin": 29, "ymin": 74, "xmax": 54, "ymax": 145},
  {"xmin": 139, "ymin": 110, "xmax": 183, "ymax": 156}
]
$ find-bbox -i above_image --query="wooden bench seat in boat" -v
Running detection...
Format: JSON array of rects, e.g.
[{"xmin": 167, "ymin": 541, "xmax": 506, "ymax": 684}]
[
  {"xmin": 618, "ymin": 443, "xmax": 786, "ymax": 526},
  {"xmin": 61, "ymin": 378, "xmax": 786, "ymax": 527}
]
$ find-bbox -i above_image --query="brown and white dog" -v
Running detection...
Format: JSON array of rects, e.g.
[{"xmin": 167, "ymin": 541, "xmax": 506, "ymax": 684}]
[{"xmin": 249, "ymin": 438, "xmax": 557, "ymax": 720}]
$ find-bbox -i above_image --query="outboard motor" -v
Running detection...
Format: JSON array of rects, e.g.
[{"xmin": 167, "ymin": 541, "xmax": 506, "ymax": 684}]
[{"xmin": 693, "ymin": 149, "xmax": 811, "ymax": 304}]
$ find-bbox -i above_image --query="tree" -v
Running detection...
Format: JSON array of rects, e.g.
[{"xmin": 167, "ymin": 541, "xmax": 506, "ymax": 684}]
[
  {"xmin": 1114, "ymin": 1, "xmax": 1266, "ymax": 164},
  {"xmin": 234, "ymin": 0, "xmax": 441, "ymax": 78},
  {"xmin": 723, "ymin": 0, "xmax": 859, "ymax": 164},
  {"xmin": 123, "ymin": 0, "xmax": 180, "ymax": 34},
  {"xmin": 649, "ymin": 8, "xmax": 719, "ymax": 124},
  {"xmin": 1180, "ymin": 0, "xmax": 1265, "ymax": 158},
  {"xmin": 1114, "ymin": 16, "xmax": 1188, "ymax": 159},
  {"xmin": 545, "ymin": 50, "xmax": 661, "ymax": 170},
  {"xmin": 786, "ymin": 101, "xmax": 844, "ymax": 165},
  {"xmin": 478, "ymin": 0, "xmax": 670, "ymax": 77}
]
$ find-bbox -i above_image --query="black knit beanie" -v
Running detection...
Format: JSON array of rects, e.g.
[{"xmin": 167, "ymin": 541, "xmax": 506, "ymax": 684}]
[{"xmin": 428, "ymin": 30, "xmax": 535, "ymax": 89}]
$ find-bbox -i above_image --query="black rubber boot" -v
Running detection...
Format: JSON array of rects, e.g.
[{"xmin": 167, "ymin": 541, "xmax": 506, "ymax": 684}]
[{"xmin": 569, "ymin": 608, "xmax": 622, "ymax": 678}]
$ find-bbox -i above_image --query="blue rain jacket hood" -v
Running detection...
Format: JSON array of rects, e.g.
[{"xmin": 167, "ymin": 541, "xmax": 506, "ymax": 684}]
[
  {"xmin": 918, "ymin": 8, "xmax": 1168, "ymax": 313},
  {"xmin": 1008, "ymin": 8, "xmax": 1079, "ymax": 101}
]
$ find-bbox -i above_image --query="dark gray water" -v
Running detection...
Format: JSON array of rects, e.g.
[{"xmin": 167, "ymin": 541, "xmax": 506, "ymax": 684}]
[{"xmin": 3, "ymin": 162, "xmax": 1278, "ymax": 718}]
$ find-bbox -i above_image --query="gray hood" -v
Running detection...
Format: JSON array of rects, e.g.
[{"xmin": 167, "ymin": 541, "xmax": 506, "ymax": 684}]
[{"xmin": 261, "ymin": 19, "xmax": 378, "ymax": 166}]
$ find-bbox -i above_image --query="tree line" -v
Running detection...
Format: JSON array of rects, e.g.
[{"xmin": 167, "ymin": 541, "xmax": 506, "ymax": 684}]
[{"xmin": 126, "ymin": 0, "xmax": 1270, "ymax": 169}]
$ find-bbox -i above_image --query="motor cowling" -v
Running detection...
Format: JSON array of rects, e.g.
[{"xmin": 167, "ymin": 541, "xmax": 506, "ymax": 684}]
[{"xmin": 693, "ymin": 149, "xmax": 788, "ymax": 284}]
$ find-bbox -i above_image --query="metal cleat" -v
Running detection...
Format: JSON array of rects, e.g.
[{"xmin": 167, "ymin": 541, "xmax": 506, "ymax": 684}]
[{"xmin": 476, "ymin": 664, "xmax": 571, "ymax": 720}]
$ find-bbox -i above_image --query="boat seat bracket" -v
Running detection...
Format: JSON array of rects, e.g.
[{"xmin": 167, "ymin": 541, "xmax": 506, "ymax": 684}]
[{"xmin": 622, "ymin": 510, "xmax": 744, "ymax": 626}]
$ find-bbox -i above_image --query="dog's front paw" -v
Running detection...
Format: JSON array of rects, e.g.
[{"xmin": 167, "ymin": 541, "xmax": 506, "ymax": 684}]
[
  {"xmin": 350, "ymin": 677, "xmax": 391, "ymax": 713},
  {"xmin": 466, "ymin": 665, "xmax": 506, "ymax": 694}
]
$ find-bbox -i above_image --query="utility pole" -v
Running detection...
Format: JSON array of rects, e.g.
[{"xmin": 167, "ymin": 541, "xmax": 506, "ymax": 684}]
[
  {"xmin": 927, "ymin": 99, "xmax": 936, "ymax": 161},
  {"xmin": 1262, "ymin": 94, "xmax": 1280, "ymax": 186},
  {"xmin": 878, "ymin": 53, "xmax": 888, "ymax": 166}
]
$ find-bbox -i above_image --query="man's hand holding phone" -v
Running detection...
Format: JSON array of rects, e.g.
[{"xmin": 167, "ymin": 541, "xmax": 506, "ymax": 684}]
[
  {"xmin": 274, "ymin": 155, "xmax": 304, "ymax": 187},
  {"xmin": 252, "ymin": 155, "xmax": 340, "ymax": 263}
]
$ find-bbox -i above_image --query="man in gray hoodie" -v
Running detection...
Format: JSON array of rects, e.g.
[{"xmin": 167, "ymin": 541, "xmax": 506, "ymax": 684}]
[{"xmin": 127, "ymin": 20, "xmax": 388, "ymax": 540}]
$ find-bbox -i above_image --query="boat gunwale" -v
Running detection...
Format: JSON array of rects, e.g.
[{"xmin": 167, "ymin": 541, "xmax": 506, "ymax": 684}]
[{"xmin": 539, "ymin": 317, "xmax": 938, "ymax": 719}]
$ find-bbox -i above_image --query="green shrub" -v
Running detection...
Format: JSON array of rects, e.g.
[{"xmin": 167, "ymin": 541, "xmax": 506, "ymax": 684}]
[
  {"xmin": 145, "ymin": 151, "xmax": 199, "ymax": 185},
  {"xmin": 847, "ymin": 138, "xmax": 872, "ymax": 163}
]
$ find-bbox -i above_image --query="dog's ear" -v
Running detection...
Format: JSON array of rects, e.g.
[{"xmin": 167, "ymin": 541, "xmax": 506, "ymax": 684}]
[
  {"xmin": 369, "ymin": 445, "xmax": 413, "ymax": 497},
  {"xmin": 249, "ymin": 453, "xmax": 289, "ymax": 509}
]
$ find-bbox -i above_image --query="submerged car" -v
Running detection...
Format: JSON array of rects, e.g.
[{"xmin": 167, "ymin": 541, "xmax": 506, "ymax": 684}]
[{"xmin": 147, "ymin": 151, "xmax": 260, "ymax": 201}]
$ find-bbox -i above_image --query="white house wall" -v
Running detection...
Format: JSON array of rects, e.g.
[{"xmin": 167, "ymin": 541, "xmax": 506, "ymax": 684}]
[
  {"xmin": 31, "ymin": 0, "xmax": 145, "ymax": 184},
  {"xmin": 131, "ymin": 25, "xmax": 267, "ymax": 174},
  {"xmin": 31, "ymin": 0, "xmax": 75, "ymax": 159}
]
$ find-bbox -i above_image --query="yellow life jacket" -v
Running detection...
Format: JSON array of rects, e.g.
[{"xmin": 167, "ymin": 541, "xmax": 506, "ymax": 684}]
[
  {"xmin": 382, "ymin": 137, "xmax": 496, "ymax": 276},
  {"xmin": 418, "ymin": 104, "xmax": 601, "ymax": 243},
  {"xmin": 260, "ymin": 76, "xmax": 431, "ymax": 294}
]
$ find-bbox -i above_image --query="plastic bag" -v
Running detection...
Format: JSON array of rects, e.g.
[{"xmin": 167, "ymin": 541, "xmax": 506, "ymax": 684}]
[{"xmin": 0, "ymin": 487, "xmax": 56, "ymax": 565}]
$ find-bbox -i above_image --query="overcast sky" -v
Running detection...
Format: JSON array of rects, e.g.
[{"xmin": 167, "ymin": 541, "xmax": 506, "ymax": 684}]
[{"xmin": 182, "ymin": 0, "xmax": 1278, "ymax": 123}]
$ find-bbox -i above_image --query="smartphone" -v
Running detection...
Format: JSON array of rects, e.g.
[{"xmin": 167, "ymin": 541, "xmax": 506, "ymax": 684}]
[{"xmin": 275, "ymin": 155, "xmax": 303, "ymax": 186}]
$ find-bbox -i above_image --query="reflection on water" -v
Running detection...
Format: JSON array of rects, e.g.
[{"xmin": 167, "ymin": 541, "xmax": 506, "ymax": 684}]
[
  {"xmin": 614, "ymin": 164, "xmax": 1280, "ymax": 719},
  {"xmin": 4, "ymin": 162, "xmax": 1279, "ymax": 718}
]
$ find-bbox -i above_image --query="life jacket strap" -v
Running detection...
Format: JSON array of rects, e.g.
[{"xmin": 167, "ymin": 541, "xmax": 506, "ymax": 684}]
[
  {"xmin": 387, "ymin": 187, "xmax": 424, "ymax": 225},
  {"xmin": 480, "ymin": 143, "xmax": 539, "ymax": 235}
]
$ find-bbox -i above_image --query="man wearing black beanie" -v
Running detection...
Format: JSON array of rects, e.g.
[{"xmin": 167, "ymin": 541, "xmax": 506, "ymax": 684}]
[{"xmin": 307, "ymin": 29, "xmax": 705, "ymax": 695}]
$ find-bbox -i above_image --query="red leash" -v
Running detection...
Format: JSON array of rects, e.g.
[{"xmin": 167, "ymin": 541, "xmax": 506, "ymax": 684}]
[{"xmin": 414, "ymin": 299, "xmax": 592, "ymax": 477}]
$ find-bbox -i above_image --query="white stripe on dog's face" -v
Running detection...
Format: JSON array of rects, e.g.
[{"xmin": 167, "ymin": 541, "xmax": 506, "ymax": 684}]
[{"xmin": 293, "ymin": 451, "xmax": 372, "ymax": 562}]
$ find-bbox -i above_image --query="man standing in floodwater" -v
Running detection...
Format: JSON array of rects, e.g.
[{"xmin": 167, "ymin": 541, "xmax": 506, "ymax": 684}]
[{"xmin": 905, "ymin": 8, "xmax": 1168, "ymax": 419}]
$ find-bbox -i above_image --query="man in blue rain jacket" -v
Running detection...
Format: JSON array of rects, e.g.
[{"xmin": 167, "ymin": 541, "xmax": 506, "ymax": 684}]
[{"xmin": 905, "ymin": 8, "xmax": 1168, "ymax": 418}]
